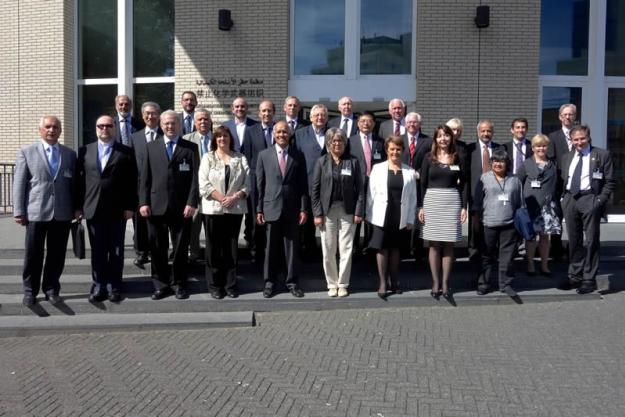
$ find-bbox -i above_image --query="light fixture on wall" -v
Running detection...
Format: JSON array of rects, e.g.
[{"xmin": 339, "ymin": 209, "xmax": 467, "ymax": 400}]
[
  {"xmin": 218, "ymin": 9, "xmax": 233, "ymax": 31},
  {"xmin": 475, "ymin": 5, "xmax": 490, "ymax": 28}
]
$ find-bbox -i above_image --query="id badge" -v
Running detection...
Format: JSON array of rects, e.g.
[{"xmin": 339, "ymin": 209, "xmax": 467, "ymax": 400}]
[
  {"xmin": 449, "ymin": 165, "xmax": 460, "ymax": 171},
  {"xmin": 63, "ymin": 169, "xmax": 72, "ymax": 178},
  {"xmin": 179, "ymin": 162, "xmax": 190, "ymax": 172},
  {"xmin": 341, "ymin": 168, "xmax": 352, "ymax": 176},
  {"xmin": 531, "ymin": 180, "xmax": 541, "ymax": 189},
  {"xmin": 498, "ymin": 193, "xmax": 509, "ymax": 205},
  {"xmin": 592, "ymin": 171, "xmax": 603, "ymax": 180},
  {"xmin": 373, "ymin": 151, "xmax": 381, "ymax": 160}
]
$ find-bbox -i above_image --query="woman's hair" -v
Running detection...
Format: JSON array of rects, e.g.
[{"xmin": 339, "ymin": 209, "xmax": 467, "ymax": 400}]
[
  {"xmin": 531, "ymin": 133, "xmax": 550, "ymax": 148},
  {"xmin": 430, "ymin": 124, "xmax": 458, "ymax": 163},
  {"xmin": 210, "ymin": 125, "xmax": 235, "ymax": 152},
  {"xmin": 384, "ymin": 135, "xmax": 404, "ymax": 151},
  {"xmin": 490, "ymin": 148, "xmax": 510, "ymax": 165},
  {"xmin": 324, "ymin": 127, "xmax": 347, "ymax": 152}
]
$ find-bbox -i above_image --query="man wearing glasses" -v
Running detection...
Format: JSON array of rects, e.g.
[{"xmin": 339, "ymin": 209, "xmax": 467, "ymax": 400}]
[{"xmin": 75, "ymin": 115, "xmax": 137, "ymax": 303}]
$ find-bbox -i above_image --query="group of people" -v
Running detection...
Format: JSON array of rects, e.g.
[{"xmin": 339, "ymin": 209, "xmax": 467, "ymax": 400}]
[{"xmin": 13, "ymin": 94, "xmax": 615, "ymax": 306}]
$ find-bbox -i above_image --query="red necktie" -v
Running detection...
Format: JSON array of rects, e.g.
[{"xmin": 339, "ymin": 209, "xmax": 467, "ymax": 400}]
[
  {"xmin": 394, "ymin": 121, "xmax": 400, "ymax": 136},
  {"xmin": 409, "ymin": 136, "xmax": 416, "ymax": 165},
  {"xmin": 279, "ymin": 149, "xmax": 287, "ymax": 176},
  {"xmin": 481, "ymin": 144, "xmax": 490, "ymax": 173}
]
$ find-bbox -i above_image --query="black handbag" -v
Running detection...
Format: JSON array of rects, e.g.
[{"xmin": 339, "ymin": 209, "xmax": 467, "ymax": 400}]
[
  {"xmin": 70, "ymin": 220, "xmax": 86, "ymax": 259},
  {"xmin": 514, "ymin": 207, "xmax": 536, "ymax": 241}
]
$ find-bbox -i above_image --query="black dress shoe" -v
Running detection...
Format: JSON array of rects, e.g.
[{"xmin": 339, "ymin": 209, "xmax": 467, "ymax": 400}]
[
  {"xmin": 225, "ymin": 289, "xmax": 238, "ymax": 298},
  {"xmin": 290, "ymin": 286, "xmax": 304, "ymax": 298},
  {"xmin": 133, "ymin": 256, "xmax": 148, "ymax": 268},
  {"xmin": 263, "ymin": 286, "xmax": 274, "ymax": 298},
  {"xmin": 23, "ymin": 295, "xmax": 37, "ymax": 307},
  {"xmin": 108, "ymin": 292, "xmax": 122, "ymax": 302},
  {"xmin": 476, "ymin": 288, "xmax": 489, "ymax": 295},
  {"xmin": 151, "ymin": 288, "xmax": 172, "ymax": 300},
  {"xmin": 576, "ymin": 286, "xmax": 596, "ymax": 295},
  {"xmin": 89, "ymin": 292, "xmax": 108, "ymax": 303},
  {"xmin": 45, "ymin": 294, "xmax": 62, "ymax": 304},
  {"xmin": 175, "ymin": 287, "xmax": 189, "ymax": 299},
  {"xmin": 210, "ymin": 289, "xmax": 224, "ymax": 300}
]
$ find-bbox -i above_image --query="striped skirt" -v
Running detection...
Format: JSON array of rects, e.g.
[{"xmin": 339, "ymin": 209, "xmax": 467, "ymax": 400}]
[{"xmin": 421, "ymin": 188, "xmax": 462, "ymax": 243}]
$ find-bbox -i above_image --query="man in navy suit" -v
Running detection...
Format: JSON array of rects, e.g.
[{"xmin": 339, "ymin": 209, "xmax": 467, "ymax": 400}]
[
  {"xmin": 139, "ymin": 110, "xmax": 200, "ymax": 300},
  {"xmin": 503, "ymin": 118, "xmax": 533, "ymax": 175},
  {"xmin": 113, "ymin": 95, "xmax": 144, "ymax": 146},
  {"xmin": 283, "ymin": 95, "xmax": 310, "ymax": 136},
  {"xmin": 328, "ymin": 96, "xmax": 358, "ymax": 137},
  {"xmin": 76, "ymin": 115, "xmax": 137, "ymax": 303},
  {"xmin": 294, "ymin": 104, "xmax": 329, "ymax": 259},
  {"xmin": 256, "ymin": 121, "xmax": 309, "ymax": 298},
  {"xmin": 559, "ymin": 125, "xmax": 615, "ymax": 294}
]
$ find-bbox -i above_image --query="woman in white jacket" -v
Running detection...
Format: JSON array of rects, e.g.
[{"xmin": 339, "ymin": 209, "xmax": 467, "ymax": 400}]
[
  {"xmin": 198, "ymin": 125, "xmax": 250, "ymax": 299},
  {"xmin": 366, "ymin": 136, "xmax": 417, "ymax": 299}
]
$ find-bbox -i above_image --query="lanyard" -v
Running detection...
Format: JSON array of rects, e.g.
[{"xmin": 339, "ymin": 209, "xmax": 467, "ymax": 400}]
[{"xmin": 492, "ymin": 172, "xmax": 507, "ymax": 193}]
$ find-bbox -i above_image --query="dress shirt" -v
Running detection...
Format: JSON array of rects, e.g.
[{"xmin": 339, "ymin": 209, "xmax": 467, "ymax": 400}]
[
  {"xmin": 341, "ymin": 116, "xmax": 353, "ymax": 134},
  {"xmin": 394, "ymin": 120, "xmax": 406, "ymax": 136},
  {"xmin": 236, "ymin": 118, "xmax": 248, "ymax": 147},
  {"xmin": 144, "ymin": 127, "xmax": 158, "ymax": 143},
  {"xmin": 479, "ymin": 140, "xmax": 493, "ymax": 171},
  {"xmin": 97, "ymin": 140, "xmax": 113, "ymax": 170},
  {"xmin": 314, "ymin": 128, "xmax": 325, "ymax": 148},
  {"xmin": 183, "ymin": 111, "xmax": 195, "ymax": 134},
  {"xmin": 512, "ymin": 138, "xmax": 528, "ymax": 174},
  {"xmin": 164, "ymin": 136, "xmax": 178, "ymax": 155},
  {"xmin": 566, "ymin": 145, "xmax": 591, "ymax": 192},
  {"xmin": 286, "ymin": 117, "xmax": 299, "ymax": 131},
  {"xmin": 274, "ymin": 144, "xmax": 289, "ymax": 163},
  {"xmin": 41, "ymin": 140, "xmax": 60, "ymax": 175},
  {"xmin": 262, "ymin": 123, "xmax": 273, "ymax": 146}
]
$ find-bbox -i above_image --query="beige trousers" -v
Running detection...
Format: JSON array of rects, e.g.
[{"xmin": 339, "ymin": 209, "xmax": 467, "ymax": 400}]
[{"xmin": 319, "ymin": 203, "xmax": 356, "ymax": 289}]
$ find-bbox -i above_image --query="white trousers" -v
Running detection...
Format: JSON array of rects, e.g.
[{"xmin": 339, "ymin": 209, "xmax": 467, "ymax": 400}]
[{"xmin": 319, "ymin": 203, "xmax": 356, "ymax": 289}]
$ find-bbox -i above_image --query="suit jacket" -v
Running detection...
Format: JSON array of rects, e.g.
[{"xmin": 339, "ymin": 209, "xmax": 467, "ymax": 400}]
[
  {"xmin": 114, "ymin": 115, "xmax": 144, "ymax": 145},
  {"xmin": 400, "ymin": 132, "xmax": 432, "ymax": 171},
  {"xmin": 245, "ymin": 123, "xmax": 273, "ymax": 172},
  {"xmin": 255, "ymin": 146, "xmax": 308, "ymax": 222},
  {"xmin": 328, "ymin": 116, "xmax": 359, "ymax": 137},
  {"xmin": 13, "ymin": 141, "xmax": 76, "ymax": 222},
  {"xmin": 560, "ymin": 146, "xmax": 615, "ymax": 204},
  {"xmin": 183, "ymin": 131, "xmax": 213, "ymax": 160},
  {"xmin": 466, "ymin": 140, "xmax": 501, "ymax": 208},
  {"xmin": 503, "ymin": 139, "xmax": 534, "ymax": 174},
  {"xmin": 284, "ymin": 117, "xmax": 310, "ymax": 133},
  {"xmin": 378, "ymin": 119, "xmax": 404, "ymax": 139},
  {"xmin": 366, "ymin": 161, "xmax": 417, "ymax": 229},
  {"xmin": 293, "ymin": 125, "xmax": 328, "ymax": 190},
  {"xmin": 547, "ymin": 129, "xmax": 571, "ymax": 166},
  {"xmin": 177, "ymin": 111, "xmax": 196, "ymax": 136},
  {"xmin": 311, "ymin": 154, "xmax": 365, "ymax": 218},
  {"xmin": 139, "ymin": 136, "xmax": 200, "ymax": 216},
  {"xmin": 75, "ymin": 141, "xmax": 137, "ymax": 220},
  {"xmin": 131, "ymin": 128, "xmax": 162, "ymax": 180},
  {"xmin": 223, "ymin": 118, "xmax": 258, "ymax": 154},
  {"xmin": 347, "ymin": 133, "xmax": 386, "ymax": 179}
]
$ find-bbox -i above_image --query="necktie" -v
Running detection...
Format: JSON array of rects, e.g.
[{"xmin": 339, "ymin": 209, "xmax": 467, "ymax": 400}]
[
  {"xmin": 48, "ymin": 146, "xmax": 59, "ymax": 177},
  {"xmin": 99, "ymin": 145, "xmax": 111, "ymax": 172},
  {"xmin": 514, "ymin": 142, "xmax": 524, "ymax": 174},
  {"xmin": 185, "ymin": 115, "xmax": 192, "ymax": 135},
  {"xmin": 409, "ymin": 136, "xmax": 416, "ymax": 165},
  {"xmin": 288, "ymin": 120, "xmax": 295, "ymax": 134},
  {"xmin": 201, "ymin": 135, "xmax": 208, "ymax": 156},
  {"xmin": 264, "ymin": 126, "xmax": 272, "ymax": 147},
  {"xmin": 120, "ymin": 118, "xmax": 129, "ymax": 145},
  {"xmin": 341, "ymin": 118, "xmax": 349, "ymax": 134},
  {"xmin": 279, "ymin": 149, "xmax": 287, "ymax": 176},
  {"xmin": 148, "ymin": 131, "xmax": 155, "ymax": 143},
  {"xmin": 362, "ymin": 136, "xmax": 372, "ymax": 176},
  {"xmin": 569, "ymin": 152, "xmax": 583, "ymax": 195},
  {"xmin": 166, "ymin": 141, "xmax": 175, "ymax": 161},
  {"xmin": 394, "ymin": 121, "xmax": 400, "ymax": 136},
  {"xmin": 481, "ymin": 144, "xmax": 490, "ymax": 174},
  {"xmin": 566, "ymin": 132, "xmax": 572, "ymax": 152}
]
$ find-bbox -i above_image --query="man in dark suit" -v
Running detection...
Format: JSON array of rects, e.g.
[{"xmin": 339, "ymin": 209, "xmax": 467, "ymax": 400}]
[
  {"xmin": 548, "ymin": 103, "xmax": 577, "ymax": 261},
  {"xmin": 76, "ymin": 115, "xmax": 137, "ymax": 303},
  {"xmin": 13, "ymin": 116, "xmax": 78, "ymax": 306},
  {"xmin": 328, "ymin": 96, "xmax": 358, "ymax": 137},
  {"xmin": 348, "ymin": 111, "xmax": 386, "ymax": 253},
  {"xmin": 294, "ymin": 104, "xmax": 329, "ymax": 259},
  {"xmin": 503, "ymin": 118, "xmax": 533, "ymax": 175},
  {"xmin": 559, "ymin": 125, "xmax": 615, "ymax": 294},
  {"xmin": 139, "ymin": 110, "xmax": 200, "ymax": 300},
  {"xmin": 256, "ymin": 121, "xmax": 309, "ymax": 298},
  {"xmin": 113, "ymin": 95, "xmax": 144, "ymax": 146},
  {"xmin": 378, "ymin": 98, "xmax": 406, "ymax": 138},
  {"xmin": 401, "ymin": 111, "xmax": 432, "ymax": 260},
  {"xmin": 283, "ymin": 95, "xmax": 310, "ymax": 137},
  {"xmin": 130, "ymin": 101, "xmax": 162, "ymax": 267},
  {"xmin": 466, "ymin": 120, "xmax": 501, "ymax": 267},
  {"xmin": 176, "ymin": 91, "xmax": 198, "ymax": 136}
]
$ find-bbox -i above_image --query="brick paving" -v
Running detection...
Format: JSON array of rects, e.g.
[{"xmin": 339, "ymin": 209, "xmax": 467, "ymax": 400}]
[{"xmin": 1, "ymin": 296, "xmax": 625, "ymax": 417}]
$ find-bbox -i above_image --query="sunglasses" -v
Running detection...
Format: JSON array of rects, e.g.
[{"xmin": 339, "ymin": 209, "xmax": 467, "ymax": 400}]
[{"xmin": 96, "ymin": 124, "xmax": 114, "ymax": 129}]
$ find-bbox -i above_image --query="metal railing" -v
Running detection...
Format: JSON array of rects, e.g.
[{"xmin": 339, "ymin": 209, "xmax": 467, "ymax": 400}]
[{"xmin": 1, "ymin": 163, "xmax": 15, "ymax": 214}]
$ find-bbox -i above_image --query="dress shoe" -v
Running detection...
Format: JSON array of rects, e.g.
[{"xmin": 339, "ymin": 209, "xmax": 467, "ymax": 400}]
[
  {"xmin": 108, "ymin": 292, "xmax": 122, "ymax": 302},
  {"xmin": 133, "ymin": 256, "xmax": 148, "ymax": 268},
  {"xmin": 151, "ymin": 287, "xmax": 172, "ymax": 300},
  {"xmin": 45, "ymin": 294, "xmax": 62, "ymax": 304},
  {"xmin": 328, "ymin": 288, "xmax": 338, "ymax": 297},
  {"xmin": 225, "ymin": 289, "xmax": 238, "ymax": 298},
  {"xmin": 88, "ymin": 292, "xmax": 108, "ymax": 303},
  {"xmin": 576, "ymin": 285, "xmax": 596, "ymax": 295},
  {"xmin": 476, "ymin": 288, "xmax": 489, "ymax": 296},
  {"xmin": 210, "ymin": 289, "xmax": 224, "ymax": 300},
  {"xmin": 22, "ymin": 295, "xmax": 37, "ymax": 307},
  {"xmin": 263, "ymin": 286, "xmax": 274, "ymax": 298},
  {"xmin": 290, "ymin": 286, "xmax": 304, "ymax": 298},
  {"xmin": 338, "ymin": 288, "xmax": 348, "ymax": 297},
  {"xmin": 175, "ymin": 287, "xmax": 189, "ymax": 299}
]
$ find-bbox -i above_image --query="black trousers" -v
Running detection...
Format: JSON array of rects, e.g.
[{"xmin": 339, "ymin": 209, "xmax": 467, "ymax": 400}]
[
  {"xmin": 22, "ymin": 220, "xmax": 71, "ymax": 297},
  {"xmin": 563, "ymin": 193, "xmax": 602, "ymax": 285},
  {"xmin": 479, "ymin": 223, "xmax": 518, "ymax": 291},
  {"xmin": 87, "ymin": 219, "xmax": 127, "ymax": 294},
  {"xmin": 204, "ymin": 214, "xmax": 242, "ymax": 291},
  {"xmin": 264, "ymin": 216, "xmax": 300, "ymax": 289},
  {"xmin": 132, "ymin": 212, "xmax": 150, "ymax": 258},
  {"xmin": 148, "ymin": 211, "xmax": 192, "ymax": 290}
]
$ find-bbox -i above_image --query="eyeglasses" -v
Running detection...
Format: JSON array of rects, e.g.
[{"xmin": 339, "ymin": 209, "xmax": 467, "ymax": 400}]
[{"xmin": 96, "ymin": 124, "xmax": 114, "ymax": 129}]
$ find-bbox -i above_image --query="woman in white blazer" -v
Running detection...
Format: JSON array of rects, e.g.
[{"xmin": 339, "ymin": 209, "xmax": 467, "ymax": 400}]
[
  {"xmin": 366, "ymin": 136, "xmax": 417, "ymax": 299},
  {"xmin": 198, "ymin": 125, "xmax": 250, "ymax": 299}
]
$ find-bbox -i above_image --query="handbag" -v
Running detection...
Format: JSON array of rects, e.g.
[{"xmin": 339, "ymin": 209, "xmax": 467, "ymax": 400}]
[
  {"xmin": 514, "ymin": 207, "xmax": 536, "ymax": 241},
  {"xmin": 70, "ymin": 220, "xmax": 86, "ymax": 259}
]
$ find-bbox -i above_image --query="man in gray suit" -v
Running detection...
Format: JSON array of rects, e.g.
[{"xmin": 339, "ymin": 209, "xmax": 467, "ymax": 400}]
[
  {"xmin": 13, "ymin": 116, "xmax": 78, "ymax": 306},
  {"xmin": 177, "ymin": 91, "xmax": 198, "ymax": 136},
  {"xmin": 113, "ymin": 95, "xmax": 143, "ymax": 146},
  {"xmin": 328, "ymin": 96, "xmax": 358, "ymax": 137},
  {"xmin": 183, "ymin": 108, "xmax": 213, "ymax": 263},
  {"xmin": 256, "ymin": 121, "xmax": 309, "ymax": 298},
  {"xmin": 378, "ymin": 98, "xmax": 406, "ymax": 138}
]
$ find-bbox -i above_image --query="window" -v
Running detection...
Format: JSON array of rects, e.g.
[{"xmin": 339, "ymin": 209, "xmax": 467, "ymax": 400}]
[
  {"xmin": 607, "ymin": 89, "xmax": 625, "ymax": 212},
  {"xmin": 540, "ymin": 87, "xmax": 582, "ymax": 134}
]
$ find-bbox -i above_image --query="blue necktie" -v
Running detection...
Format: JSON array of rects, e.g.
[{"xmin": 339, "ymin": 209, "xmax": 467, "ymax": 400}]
[
  {"xmin": 166, "ymin": 141, "xmax": 175, "ymax": 161},
  {"xmin": 185, "ymin": 116, "xmax": 192, "ymax": 135},
  {"xmin": 120, "ymin": 118, "xmax": 129, "ymax": 145},
  {"xmin": 201, "ymin": 136, "xmax": 208, "ymax": 156},
  {"xmin": 264, "ymin": 126, "xmax": 272, "ymax": 147},
  {"xmin": 48, "ymin": 146, "xmax": 59, "ymax": 177},
  {"xmin": 99, "ymin": 145, "xmax": 111, "ymax": 172}
]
